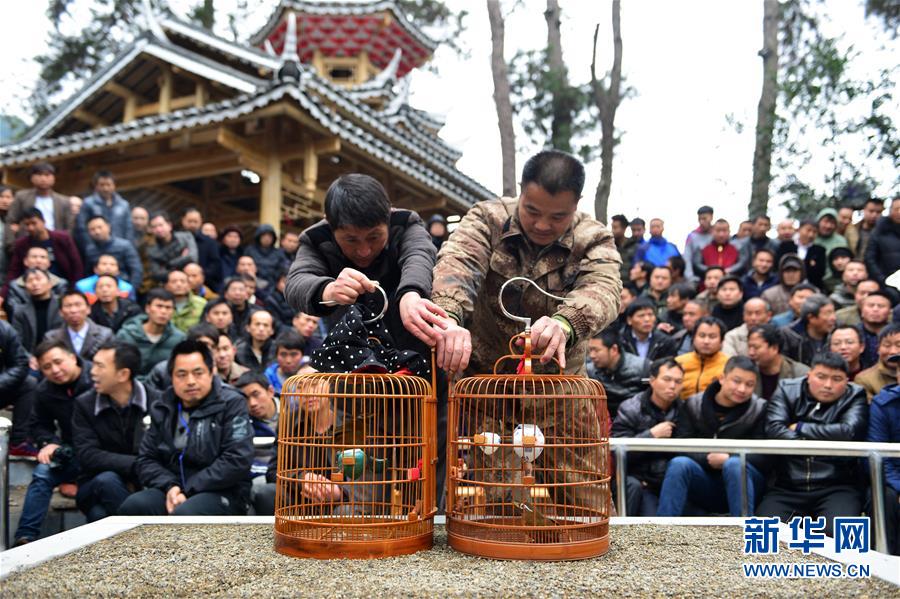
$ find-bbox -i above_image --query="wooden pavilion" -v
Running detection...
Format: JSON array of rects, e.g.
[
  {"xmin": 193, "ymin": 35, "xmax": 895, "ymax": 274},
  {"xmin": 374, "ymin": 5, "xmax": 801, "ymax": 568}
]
[{"xmin": 0, "ymin": 0, "xmax": 494, "ymax": 235}]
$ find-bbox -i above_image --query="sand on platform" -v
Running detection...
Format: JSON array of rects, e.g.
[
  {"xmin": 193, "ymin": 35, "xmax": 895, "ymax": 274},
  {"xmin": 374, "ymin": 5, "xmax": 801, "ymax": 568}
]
[{"xmin": 1, "ymin": 524, "xmax": 894, "ymax": 598}]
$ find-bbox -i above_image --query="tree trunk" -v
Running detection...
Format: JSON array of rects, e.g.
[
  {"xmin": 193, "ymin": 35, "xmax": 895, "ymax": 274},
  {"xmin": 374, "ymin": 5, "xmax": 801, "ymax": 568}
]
[
  {"xmin": 749, "ymin": 0, "xmax": 780, "ymax": 218},
  {"xmin": 591, "ymin": 0, "xmax": 623, "ymax": 223},
  {"xmin": 487, "ymin": 0, "xmax": 517, "ymax": 197},
  {"xmin": 545, "ymin": 0, "xmax": 573, "ymax": 153}
]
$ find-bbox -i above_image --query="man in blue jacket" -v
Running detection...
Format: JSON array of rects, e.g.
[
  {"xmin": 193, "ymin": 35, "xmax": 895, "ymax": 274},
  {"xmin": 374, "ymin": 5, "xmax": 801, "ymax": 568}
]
[
  {"xmin": 76, "ymin": 171, "xmax": 134, "ymax": 249},
  {"xmin": 83, "ymin": 215, "xmax": 142, "ymax": 286},
  {"xmin": 118, "ymin": 339, "xmax": 254, "ymax": 515},
  {"xmin": 869, "ymin": 362, "xmax": 900, "ymax": 555},
  {"xmin": 634, "ymin": 218, "xmax": 681, "ymax": 267}
]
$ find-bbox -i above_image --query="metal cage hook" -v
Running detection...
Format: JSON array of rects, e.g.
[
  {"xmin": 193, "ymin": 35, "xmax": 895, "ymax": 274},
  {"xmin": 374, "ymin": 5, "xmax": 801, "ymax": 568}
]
[
  {"xmin": 320, "ymin": 282, "xmax": 389, "ymax": 324},
  {"xmin": 498, "ymin": 277, "xmax": 568, "ymax": 333}
]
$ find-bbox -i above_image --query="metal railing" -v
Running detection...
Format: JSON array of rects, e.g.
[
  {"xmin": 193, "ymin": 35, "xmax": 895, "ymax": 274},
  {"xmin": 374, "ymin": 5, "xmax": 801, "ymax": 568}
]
[{"xmin": 611, "ymin": 437, "xmax": 900, "ymax": 554}]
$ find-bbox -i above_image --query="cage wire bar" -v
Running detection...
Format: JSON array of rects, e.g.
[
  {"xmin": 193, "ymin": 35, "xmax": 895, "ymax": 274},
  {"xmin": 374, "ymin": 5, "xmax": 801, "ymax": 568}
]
[{"xmin": 611, "ymin": 437, "xmax": 900, "ymax": 554}]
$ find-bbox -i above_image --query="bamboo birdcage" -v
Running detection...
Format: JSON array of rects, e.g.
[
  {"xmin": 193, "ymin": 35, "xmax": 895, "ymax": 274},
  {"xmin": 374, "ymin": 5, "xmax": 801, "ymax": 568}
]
[
  {"xmin": 274, "ymin": 288, "xmax": 437, "ymax": 559},
  {"xmin": 446, "ymin": 278, "xmax": 611, "ymax": 560}
]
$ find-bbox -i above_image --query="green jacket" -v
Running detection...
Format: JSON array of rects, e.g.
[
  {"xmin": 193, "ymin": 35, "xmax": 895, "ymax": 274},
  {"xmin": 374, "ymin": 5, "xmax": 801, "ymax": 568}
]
[
  {"xmin": 171, "ymin": 293, "xmax": 207, "ymax": 333},
  {"xmin": 116, "ymin": 315, "xmax": 186, "ymax": 375}
]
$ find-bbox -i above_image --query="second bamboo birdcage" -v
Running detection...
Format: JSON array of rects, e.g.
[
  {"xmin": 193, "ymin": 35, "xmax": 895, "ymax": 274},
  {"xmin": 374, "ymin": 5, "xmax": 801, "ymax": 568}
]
[
  {"xmin": 274, "ymin": 288, "xmax": 437, "ymax": 559},
  {"xmin": 446, "ymin": 278, "xmax": 611, "ymax": 560}
]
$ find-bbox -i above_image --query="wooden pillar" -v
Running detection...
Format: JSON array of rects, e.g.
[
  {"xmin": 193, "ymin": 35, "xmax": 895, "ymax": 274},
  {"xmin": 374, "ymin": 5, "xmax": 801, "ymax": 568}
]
[
  {"xmin": 123, "ymin": 97, "xmax": 137, "ymax": 122},
  {"xmin": 194, "ymin": 82, "xmax": 208, "ymax": 108},
  {"xmin": 260, "ymin": 153, "xmax": 283, "ymax": 236},
  {"xmin": 303, "ymin": 145, "xmax": 318, "ymax": 197},
  {"xmin": 159, "ymin": 65, "xmax": 173, "ymax": 114}
]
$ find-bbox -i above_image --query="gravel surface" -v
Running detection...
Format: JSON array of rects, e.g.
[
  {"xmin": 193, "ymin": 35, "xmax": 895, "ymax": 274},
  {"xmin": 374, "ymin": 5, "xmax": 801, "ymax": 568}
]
[{"xmin": 2, "ymin": 524, "xmax": 894, "ymax": 597}]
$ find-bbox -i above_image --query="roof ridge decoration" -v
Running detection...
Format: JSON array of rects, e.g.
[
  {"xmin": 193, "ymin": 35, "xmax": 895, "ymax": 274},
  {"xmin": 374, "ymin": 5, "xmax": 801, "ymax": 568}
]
[
  {"xmin": 365, "ymin": 48, "xmax": 403, "ymax": 89},
  {"xmin": 382, "ymin": 76, "xmax": 410, "ymax": 115},
  {"xmin": 141, "ymin": 0, "xmax": 168, "ymax": 42},
  {"xmin": 277, "ymin": 11, "xmax": 303, "ymax": 82}
]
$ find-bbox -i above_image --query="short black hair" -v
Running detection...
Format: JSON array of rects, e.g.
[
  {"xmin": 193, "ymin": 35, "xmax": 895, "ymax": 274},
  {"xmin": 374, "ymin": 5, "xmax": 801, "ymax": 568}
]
[
  {"xmin": 611, "ymin": 214, "xmax": 629, "ymax": 227},
  {"xmin": 520, "ymin": 150, "xmax": 585, "ymax": 197},
  {"xmin": 187, "ymin": 322, "xmax": 222, "ymax": 345},
  {"xmin": 697, "ymin": 206, "xmax": 714, "ymax": 215},
  {"xmin": 723, "ymin": 355, "xmax": 759, "ymax": 378},
  {"xmin": 34, "ymin": 338, "xmax": 74, "ymax": 360},
  {"xmin": 29, "ymin": 162, "xmax": 55, "ymax": 176},
  {"xmin": 634, "ymin": 260, "xmax": 654, "ymax": 278},
  {"xmin": 717, "ymin": 275, "xmax": 743, "ymax": 293},
  {"xmin": 221, "ymin": 277, "xmax": 246, "ymax": 295},
  {"xmin": 275, "ymin": 330, "xmax": 307, "ymax": 353},
  {"xmin": 145, "ymin": 288, "xmax": 175, "ymax": 306},
  {"xmin": 810, "ymin": 351, "xmax": 849, "ymax": 375},
  {"xmin": 877, "ymin": 323, "xmax": 900, "ymax": 345},
  {"xmin": 631, "ymin": 217, "xmax": 646, "ymax": 227},
  {"xmin": 60, "ymin": 289, "xmax": 90, "ymax": 306},
  {"xmin": 95, "ymin": 273, "xmax": 119, "ymax": 286},
  {"xmin": 19, "ymin": 207, "xmax": 44, "ymax": 223},
  {"xmin": 592, "ymin": 328, "xmax": 621, "ymax": 352},
  {"xmin": 91, "ymin": 170, "xmax": 115, "ymax": 185},
  {"xmin": 167, "ymin": 339, "xmax": 214, "ymax": 376},
  {"xmin": 234, "ymin": 370, "xmax": 271, "ymax": 391},
  {"xmin": 624, "ymin": 297, "xmax": 656, "ymax": 319},
  {"xmin": 692, "ymin": 316, "xmax": 726, "ymax": 340},
  {"xmin": 799, "ymin": 294, "xmax": 833, "ymax": 322},
  {"xmin": 149, "ymin": 211, "xmax": 172, "ymax": 224},
  {"xmin": 668, "ymin": 281, "xmax": 697, "ymax": 301},
  {"xmin": 96, "ymin": 253, "xmax": 120, "ymax": 267},
  {"xmin": 830, "ymin": 324, "xmax": 862, "ymax": 344},
  {"xmin": 864, "ymin": 197, "xmax": 885, "ymax": 208},
  {"xmin": 752, "ymin": 214, "xmax": 771, "ymax": 224},
  {"xmin": 748, "ymin": 323, "xmax": 783, "ymax": 352},
  {"xmin": 790, "ymin": 282, "xmax": 819, "ymax": 297},
  {"xmin": 650, "ymin": 357, "xmax": 683, "ymax": 377},
  {"xmin": 704, "ymin": 265, "xmax": 725, "ymax": 277},
  {"xmin": 87, "ymin": 214, "xmax": 108, "ymax": 225},
  {"xmin": 324, "ymin": 174, "xmax": 391, "ymax": 229},
  {"xmin": 753, "ymin": 247, "xmax": 776, "ymax": 260},
  {"xmin": 23, "ymin": 267, "xmax": 50, "ymax": 282},
  {"xmin": 667, "ymin": 255, "xmax": 686, "ymax": 276},
  {"xmin": 95, "ymin": 339, "xmax": 141, "ymax": 380},
  {"xmin": 865, "ymin": 290, "xmax": 894, "ymax": 305},
  {"xmin": 202, "ymin": 296, "xmax": 231, "ymax": 317}
]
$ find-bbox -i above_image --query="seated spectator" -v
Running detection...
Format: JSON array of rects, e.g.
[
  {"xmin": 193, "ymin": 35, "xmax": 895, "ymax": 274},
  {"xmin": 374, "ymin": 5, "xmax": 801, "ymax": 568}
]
[
  {"xmin": 280, "ymin": 230, "xmax": 300, "ymax": 265},
  {"xmin": 292, "ymin": 311, "xmax": 325, "ymax": 354},
  {"xmin": 747, "ymin": 215, "xmax": 777, "ymax": 255},
  {"xmin": 868, "ymin": 372, "xmax": 900, "ymax": 556},
  {"xmin": 828, "ymin": 258, "xmax": 866, "ymax": 309},
  {"xmin": 13, "ymin": 340, "xmax": 93, "ymax": 545},
  {"xmin": 774, "ymin": 218, "xmax": 796, "ymax": 249},
  {"xmin": 118, "ymin": 340, "xmax": 254, "ymax": 516},
  {"xmin": 90, "ymin": 274, "xmax": 142, "ymax": 332},
  {"xmin": 115, "ymin": 288, "xmax": 186, "ymax": 375},
  {"xmin": 611, "ymin": 214, "xmax": 635, "ymax": 280},
  {"xmin": 180, "ymin": 208, "xmax": 222, "ymax": 292},
  {"xmin": 711, "ymin": 275, "xmax": 745, "ymax": 331},
  {"xmin": 609, "ymin": 285, "xmax": 638, "ymax": 334},
  {"xmin": 0, "ymin": 320, "xmax": 35, "ymax": 455},
  {"xmin": 7, "ymin": 208, "xmax": 82, "ymax": 286},
  {"xmin": 146, "ymin": 212, "xmax": 198, "ymax": 285},
  {"xmin": 771, "ymin": 283, "xmax": 817, "ymax": 328},
  {"xmin": 855, "ymin": 323, "xmax": 900, "ymax": 401},
  {"xmin": 674, "ymin": 299, "xmax": 707, "ymax": 355},
  {"xmin": 747, "ymin": 324, "xmax": 809, "ymax": 400},
  {"xmin": 835, "ymin": 279, "xmax": 880, "ymax": 326},
  {"xmin": 640, "ymin": 266, "xmax": 671, "ymax": 320},
  {"xmin": 761, "ymin": 254, "xmax": 805, "ymax": 316},
  {"xmin": 266, "ymin": 267, "xmax": 295, "ymax": 330},
  {"xmin": 759, "ymin": 352, "xmax": 868, "ymax": 535},
  {"xmin": 829, "ymin": 324, "xmax": 865, "ymax": 381},
  {"xmin": 241, "ymin": 273, "xmax": 265, "ymax": 307},
  {"xmin": 75, "ymin": 171, "xmax": 134, "ymax": 248},
  {"xmin": 43, "ymin": 289, "xmax": 113, "ymax": 361},
  {"xmin": 243, "ymin": 224, "xmax": 287, "ymax": 287},
  {"xmin": 628, "ymin": 260, "xmax": 653, "ymax": 295},
  {"xmin": 775, "ymin": 220, "xmax": 826, "ymax": 289},
  {"xmin": 742, "ymin": 248, "xmax": 777, "ymax": 300},
  {"xmin": 667, "ymin": 255, "xmax": 687, "ymax": 285},
  {"xmin": 10, "ymin": 268, "xmax": 63, "ymax": 353},
  {"xmin": 695, "ymin": 266, "xmax": 724, "ymax": 311},
  {"xmin": 587, "ymin": 329, "xmax": 650, "ymax": 419},
  {"xmin": 203, "ymin": 296, "xmax": 236, "ymax": 338},
  {"xmin": 236, "ymin": 310, "xmax": 276, "ymax": 372},
  {"xmin": 75, "ymin": 254, "xmax": 136, "ymax": 303},
  {"xmin": 856, "ymin": 197, "xmax": 884, "ymax": 258},
  {"xmin": 82, "ymin": 215, "xmax": 142, "ymax": 286},
  {"xmin": 696, "ymin": 219, "xmax": 747, "ymax": 278},
  {"xmin": 864, "ymin": 197, "xmax": 900, "ymax": 288},
  {"xmin": 143, "ymin": 323, "xmax": 221, "ymax": 398},
  {"xmin": 657, "ymin": 356, "xmax": 768, "ymax": 517},
  {"xmin": 661, "ymin": 281, "xmax": 695, "ymax": 331},
  {"xmin": 7, "ymin": 162, "xmax": 73, "ymax": 233},
  {"xmin": 634, "ymin": 218, "xmax": 680, "ymax": 267},
  {"xmin": 630, "ymin": 217, "xmax": 646, "ymax": 246},
  {"xmin": 837, "ymin": 206, "xmax": 858, "ymax": 256},
  {"xmin": 265, "ymin": 330, "xmax": 308, "ymax": 395},
  {"xmin": 72, "ymin": 340, "xmax": 153, "ymax": 521},
  {"xmin": 618, "ymin": 298, "xmax": 679, "ymax": 361},
  {"xmin": 781, "ymin": 294, "xmax": 836, "ymax": 365},
  {"xmin": 202, "ymin": 222, "xmax": 217, "ymax": 239},
  {"xmin": 814, "ymin": 209, "xmax": 850, "ymax": 275},
  {"xmin": 218, "ymin": 225, "xmax": 243, "ymax": 281},
  {"xmin": 723, "ymin": 298, "xmax": 772, "ymax": 357},
  {"xmin": 165, "ymin": 269, "xmax": 207, "ymax": 333},
  {"xmin": 222, "ymin": 276, "xmax": 259, "ymax": 333},
  {"xmin": 858, "ymin": 291, "xmax": 893, "ymax": 369},
  {"xmin": 2, "ymin": 246, "xmax": 67, "ymax": 309},
  {"xmin": 675, "ymin": 316, "xmax": 729, "ymax": 399},
  {"xmin": 214, "ymin": 331, "xmax": 248, "ymax": 385},
  {"xmin": 235, "ymin": 371, "xmax": 279, "ymax": 479},
  {"xmin": 822, "ymin": 248, "xmax": 854, "ymax": 295},
  {"xmin": 683, "ymin": 206, "xmax": 714, "ymax": 282},
  {"xmin": 183, "ymin": 262, "xmax": 218, "ymax": 301},
  {"xmin": 612, "ymin": 358, "xmax": 684, "ymax": 516}
]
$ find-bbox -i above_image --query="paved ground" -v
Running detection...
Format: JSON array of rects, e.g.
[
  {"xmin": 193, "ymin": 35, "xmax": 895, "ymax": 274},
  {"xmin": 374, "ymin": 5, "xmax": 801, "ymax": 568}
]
[{"xmin": 1, "ymin": 524, "xmax": 894, "ymax": 597}]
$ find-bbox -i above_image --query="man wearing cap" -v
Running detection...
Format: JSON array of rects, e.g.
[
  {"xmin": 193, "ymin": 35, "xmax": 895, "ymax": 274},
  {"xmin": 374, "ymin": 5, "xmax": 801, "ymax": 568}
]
[
  {"xmin": 683, "ymin": 206, "xmax": 714, "ymax": 282},
  {"xmin": 814, "ymin": 208, "xmax": 849, "ymax": 277},
  {"xmin": 775, "ymin": 220, "xmax": 826, "ymax": 289},
  {"xmin": 761, "ymin": 254, "xmax": 807, "ymax": 316}
]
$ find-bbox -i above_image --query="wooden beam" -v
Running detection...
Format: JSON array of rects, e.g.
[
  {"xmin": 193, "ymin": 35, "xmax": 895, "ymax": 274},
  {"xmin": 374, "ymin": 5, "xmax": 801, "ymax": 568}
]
[
  {"xmin": 279, "ymin": 137, "xmax": 341, "ymax": 163},
  {"xmin": 123, "ymin": 96, "xmax": 137, "ymax": 123},
  {"xmin": 73, "ymin": 109, "xmax": 107, "ymax": 128},
  {"xmin": 215, "ymin": 128, "xmax": 269, "ymax": 177},
  {"xmin": 194, "ymin": 82, "xmax": 208, "ymax": 108},
  {"xmin": 104, "ymin": 82, "xmax": 146, "ymax": 103},
  {"xmin": 2, "ymin": 168, "xmax": 30, "ymax": 188},
  {"xmin": 159, "ymin": 65, "xmax": 173, "ymax": 114}
]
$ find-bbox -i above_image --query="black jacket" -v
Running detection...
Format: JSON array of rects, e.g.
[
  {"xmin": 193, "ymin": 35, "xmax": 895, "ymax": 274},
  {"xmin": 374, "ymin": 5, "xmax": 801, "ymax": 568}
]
[
  {"xmin": 775, "ymin": 241, "xmax": 826, "ymax": 290},
  {"xmin": 0, "ymin": 319, "xmax": 29, "ymax": 395},
  {"xmin": 72, "ymin": 381, "xmax": 155, "ymax": 484},
  {"xmin": 612, "ymin": 390, "xmax": 680, "ymax": 490},
  {"xmin": 90, "ymin": 298, "xmax": 143, "ymax": 333},
  {"xmin": 781, "ymin": 322, "xmax": 828, "ymax": 366},
  {"xmin": 10, "ymin": 294, "xmax": 63, "ymax": 353},
  {"xmin": 265, "ymin": 289, "xmax": 295, "ymax": 330},
  {"xmin": 766, "ymin": 377, "xmax": 868, "ymax": 490},
  {"xmin": 235, "ymin": 338, "xmax": 275, "ymax": 372},
  {"xmin": 676, "ymin": 380, "xmax": 769, "ymax": 471},
  {"xmin": 712, "ymin": 302, "xmax": 744, "ymax": 332},
  {"xmin": 865, "ymin": 216, "xmax": 900, "ymax": 286},
  {"xmin": 134, "ymin": 377, "xmax": 254, "ymax": 501},
  {"xmin": 286, "ymin": 209, "xmax": 436, "ymax": 355},
  {"xmin": 618, "ymin": 327, "xmax": 679, "ymax": 362},
  {"xmin": 30, "ymin": 359, "xmax": 94, "ymax": 447},
  {"xmin": 191, "ymin": 231, "xmax": 222, "ymax": 291},
  {"xmin": 588, "ymin": 352, "xmax": 650, "ymax": 418},
  {"xmin": 244, "ymin": 224, "xmax": 288, "ymax": 287}
]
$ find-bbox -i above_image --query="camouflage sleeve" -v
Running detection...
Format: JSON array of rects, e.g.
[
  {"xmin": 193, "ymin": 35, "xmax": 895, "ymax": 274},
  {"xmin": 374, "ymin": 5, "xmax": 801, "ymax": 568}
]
[
  {"xmin": 431, "ymin": 202, "xmax": 495, "ymax": 324},
  {"xmin": 553, "ymin": 224, "xmax": 622, "ymax": 342}
]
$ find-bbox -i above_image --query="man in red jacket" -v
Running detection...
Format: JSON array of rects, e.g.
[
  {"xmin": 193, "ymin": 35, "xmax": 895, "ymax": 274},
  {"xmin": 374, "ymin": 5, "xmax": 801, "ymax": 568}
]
[
  {"xmin": 698, "ymin": 219, "xmax": 747, "ymax": 277},
  {"xmin": 6, "ymin": 207, "xmax": 83, "ymax": 286}
]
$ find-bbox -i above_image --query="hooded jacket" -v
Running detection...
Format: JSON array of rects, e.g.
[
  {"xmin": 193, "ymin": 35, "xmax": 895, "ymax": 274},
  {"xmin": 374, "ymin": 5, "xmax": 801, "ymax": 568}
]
[
  {"xmin": 115, "ymin": 314, "xmax": 186, "ymax": 375},
  {"xmin": 775, "ymin": 242, "xmax": 826, "ymax": 290},
  {"xmin": 244, "ymin": 224, "xmax": 287, "ymax": 286},
  {"xmin": 134, "ymin": 377, "xmax": 254, "ymax": 502},
  {"xmin": 761, "ymin": 254, "xmax": 807, "ymax": 315},
  {"xmin": 864, "ymin": 215, "xmax": 900, "ymax": 286}
]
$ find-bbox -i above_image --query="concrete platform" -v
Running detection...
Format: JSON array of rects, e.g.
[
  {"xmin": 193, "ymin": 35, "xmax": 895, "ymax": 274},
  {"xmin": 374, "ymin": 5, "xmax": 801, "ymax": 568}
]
[{"xmin": 1, "ymin": 517, "xmax": 897, "ymax": 597}]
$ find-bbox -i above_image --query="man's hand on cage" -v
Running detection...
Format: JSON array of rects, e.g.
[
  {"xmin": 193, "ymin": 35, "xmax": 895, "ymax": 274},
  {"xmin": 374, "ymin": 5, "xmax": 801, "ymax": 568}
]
[
  {"xmin": 399, "ymin": 291, "xmax": 449, "ymax": 346},
  {"xmin": 321, "ymin": 268, "xmax": 378, "ymax": 305},
  {"xmin": 436, "ymin": 321, "xmax": 472, "ymax": 373},
  {"xmin": 521, "ymin": 315, "xmax": 567, "ymax": 368},
  {"xmin": 301, "ymin": 472, "xmax": 342, "ymax": 502}
]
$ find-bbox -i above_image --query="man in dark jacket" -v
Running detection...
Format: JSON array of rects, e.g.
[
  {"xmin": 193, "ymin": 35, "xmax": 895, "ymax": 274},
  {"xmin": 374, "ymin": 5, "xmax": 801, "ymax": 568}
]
[
  {"xmin": 115, "ymin": 288, "xmax": 186, "ymax": 375},
  {"xmin": 617, "ymin": 298, "xmax": 679, "ymax": 362},
  {"xmin": 781, "ymin": 294, "xmax": 837, "ymax": 366},
  {"xmin": 865, "ymin": 198, "xmax": 900, "ymax": 288},
  {"xmin": 82, "ymin": 215, "xmax": 142, "ymax": 286},
  {"xmin": 657, "ymin": 356, "xmax": 768, "ymax": 517},
  {"xmin": 758, "ymin": 352, "xmax": 868, "ymax": 535},
  {"xmin": 775, "ymin": 220, "xmax": 827, "ymax": 290},
  {"xmin": 10, "ymin": 268, "xmax": 63, "ymax": 353},
  {"xmin": 72, "ymin": 340, "xmax": 153, "ymax": 521},
  {"xmin": 869, "ymin": 375, "xmax": 900, "ymax": 556},
  {"xmin": 13, "ymin": 340, "xmax": 93, "ymax": 545},
  {"xmin": 0, "ymin": 319, "xmax": 34, "ymax": 450},
  {"xmin": 218, "ymin": 225, "xmax": 243, "ymax": 282},
  {"xmin": 244, "ymin": 224, "xmax": 287, "ymax": 288},
  {"xmin": 146, "ymin": 212, "xmax": 198, "ymax": 285},
  {"xmin": 43, "ymin": 289, "xmax": 113, "ymax": 361},
  {"xmin": 7, "ymin": 208, "xmax": 83, "ymax": 286},
  {"xmin": 181, "ymin": 208, "xmax": 222, "ymax": 292},
  {"xmin": 612, "ymin": 357, "xmax": 684, "ymax": 516},
  {"xmin": 90, "ymin": 274, "xmax": 143, "ymax": 333},
  {"xmin": 587, "ymin": 329, "xmax": 650, "ymax": 418},
  {"xmin": 118, "ymin": 340, "xmax": 254, "ymax": 516},
  {"xmin": 75, "ymin": 171, "xmax": 134, "ymax": 248}
]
